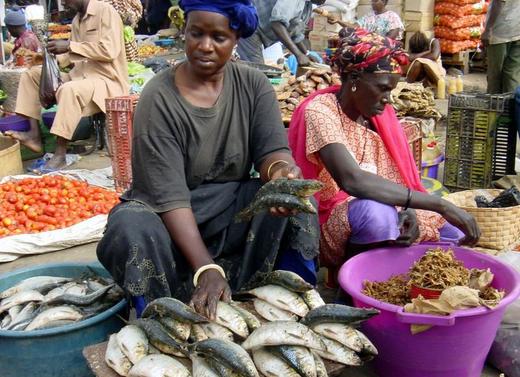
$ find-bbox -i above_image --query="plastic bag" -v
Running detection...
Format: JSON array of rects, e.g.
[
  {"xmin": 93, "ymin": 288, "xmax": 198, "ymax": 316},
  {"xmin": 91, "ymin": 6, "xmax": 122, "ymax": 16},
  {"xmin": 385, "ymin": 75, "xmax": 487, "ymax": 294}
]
[
  {"xmin": 39, "ymin": 48, "xmax": 62, "ymax": 109},
  {"xmin": 487, "ymin": 251, "xmax": 520, "ymax": 377}
]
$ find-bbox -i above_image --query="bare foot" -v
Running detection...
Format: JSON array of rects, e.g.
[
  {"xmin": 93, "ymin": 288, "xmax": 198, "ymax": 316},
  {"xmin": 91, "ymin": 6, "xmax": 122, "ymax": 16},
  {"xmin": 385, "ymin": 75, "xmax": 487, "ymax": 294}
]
[
  {"xmin": 43, "ymin": 154, "xmax": 67, "ymax": 170},
  {"xmin": 4, "ymin": 130, "xmax": 43, "ymax": 153}
]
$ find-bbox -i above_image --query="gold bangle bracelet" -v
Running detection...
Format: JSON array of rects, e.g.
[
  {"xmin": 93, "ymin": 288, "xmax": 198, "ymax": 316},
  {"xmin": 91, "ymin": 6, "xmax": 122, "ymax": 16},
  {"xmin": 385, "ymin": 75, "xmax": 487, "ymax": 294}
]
[
  {"xmin": 266, "ymin": 160, "xmax": 289, "ymax": 180},
  {"xmin": 192, "ymin": 264, "xmax": 226, "ymax": 287}
]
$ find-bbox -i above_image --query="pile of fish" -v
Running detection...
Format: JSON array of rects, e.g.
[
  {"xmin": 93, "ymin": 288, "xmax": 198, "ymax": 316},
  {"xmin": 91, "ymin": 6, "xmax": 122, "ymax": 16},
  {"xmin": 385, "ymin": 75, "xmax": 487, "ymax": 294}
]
[
  {"xmin": 276, "ymin": 69, "xmax": 341, "ymax": 121},
  {"xmin": 0, "ymin": 274, "xmax": 124, "ymax": 331},
  {"xmin": 235, "ymin": 178, "xmax": 323, "ymax": 222},
  {"xmin": 105, "ymin": 270, "xmax": 380, "ymax": 377}
]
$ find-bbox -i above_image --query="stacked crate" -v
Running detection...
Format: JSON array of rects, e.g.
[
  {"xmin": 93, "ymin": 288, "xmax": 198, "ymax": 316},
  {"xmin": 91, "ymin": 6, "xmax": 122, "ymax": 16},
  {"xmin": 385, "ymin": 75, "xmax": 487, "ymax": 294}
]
[
  {"xmin": 309, "ymin": 10, "xmax": 343, "ymax": 51},
  {"xmin": 403, "ymin": 0, "xmax": 435, "ymax": 50}
]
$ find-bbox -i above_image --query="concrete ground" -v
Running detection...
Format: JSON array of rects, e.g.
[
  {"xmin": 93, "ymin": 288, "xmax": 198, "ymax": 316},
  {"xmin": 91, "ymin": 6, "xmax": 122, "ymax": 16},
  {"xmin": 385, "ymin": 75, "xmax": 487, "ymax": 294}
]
[{"xmin": 0, "ymin": 72, "xmax": 509, "ymax": 376}]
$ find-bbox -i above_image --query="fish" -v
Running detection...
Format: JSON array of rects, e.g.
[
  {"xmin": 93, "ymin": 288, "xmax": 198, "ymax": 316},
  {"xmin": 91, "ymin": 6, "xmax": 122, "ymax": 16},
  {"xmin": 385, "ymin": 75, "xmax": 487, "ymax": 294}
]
[
  {"xmin": 312, "ymin": 323, "xmax": 363, "ymax": 352},
  {"xmin": 215, "ymin": 301, "xmax": 249, "ymax": 338},
  {"xmin": 268, "ymin": 345, "xmax": 316, "ymax": 377},
  {"xmin": 205, "ymin": 357, "xmax": 241, "ymax": 377},
  {"xmin": 252, "ymin": 348, "xmax": 300, "ymax": 377},
  {"xmin": 200, "ymin": 323, "xmax": 234, "ymax": 342},
  {"xmin": 1, "ymin": 314, "xmax": 11, "ymax": 329},
  {"xmin": 44, "ymin": 282, "xmax": 88, "ymax": 301},
  {"xmin": 255, "ymin": 178, "xmax": 323, "ymax": 198},
  {"xmin": 235, "ymin": 193, "xmax": 317, "ymax": 222},
  {"xmin": 7, "ymin": 305, "xmax": 22, "ymax": 321},
  {"xmin": 191, "ymin": 355, "xmax": 220, "ymax": 377},
  {"xmin": 311, "ymin": 351, "xmax": 328, "ymax": 377},
  {"xmin": 190, "ymin": 338, "xmax": 259, "ymax": 377},
  {"xmin": 228, "ymin": 302, "xmax": 261, "ymax": 331},
  {"xmin": 190, "ymin": 324, "xmax": 209, "ymax": 342},
  {"xmin": 0, "ymin": 276, "xmax": 72, "ymax": 299},
  {"xmin": 314, "ymin": 336, "xmax": 362, "ymax": 366},
  {"xmin": 241, "ymin": 321, "xmax": 326, "ymax": 351},
  {"xmin": 9, "ymin": 318, "xmax": 32, "ymax": 331},
  {"xmin": 134, "ymin": 318, "xmax": 187, "ymax": 358},
  {"xmin": 0, "ymin": 290, "xmax": 44, "ymax": 315},
  {"xmin": 158, "ymin": 317, "xmax": 191, "ymax": 341},
  {"xmin": 128, "ymin": 354, "xmax": 191, "ymax": 377},
  {"xmin": 355, "ymin": 329, "xmax": 378, "ymax": 356},
  {"xmin": 248, "ymin": 285, "xmax": 309, "ymax": 317},
  {"xmin": 11, "ymin": 302, "xmax": 38, "ymax": 325},
  {"xmin": 141, "ymin": 297, "xmax": 208, "ymax": 323},
  {"xmin": 300, "ymin": 304, "xmax": 379, "ymax": 327},
  {"xmin": 45, "ymin": 284, "xmax": 114, "ymax": 306},
  {"xmin": 253, "ymin": 299, "xmax": 298, "ymax": 322},
  {"xmin": 116, "ymin": 324, "xmax": 149, "ymax": 364},
  {"xmin": 25, "ymin": 305, "xmax": 83, "ymax": 331},
  {"xmin": 36, "ymin": 319, "xmax": 78, "ymax": 329},
  {"xmin": 260, "ymin": 270, "xmax": 314, "ymax": 293},
  {"xmin": 301, "ymin": 289, "xmax": 326, "ymax": 310},
  {"xmin": 148, "ymin": 344, "xmax": 161, "ymax": 355},
  {"xmin": 105, "ymin": 333, "xmax": 133, "ymax": 377}
]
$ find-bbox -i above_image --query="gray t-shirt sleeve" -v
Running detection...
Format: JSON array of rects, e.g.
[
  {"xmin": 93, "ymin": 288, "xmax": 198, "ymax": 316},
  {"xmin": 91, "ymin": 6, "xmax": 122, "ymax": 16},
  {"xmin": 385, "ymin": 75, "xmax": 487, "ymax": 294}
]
[
  {"xmin": 124, "ymin": 87, "xmax": 192, "ymax": 213},
  {"xmin": 249, "ymin": 70, "xmax": 290, "ymax": 171}
]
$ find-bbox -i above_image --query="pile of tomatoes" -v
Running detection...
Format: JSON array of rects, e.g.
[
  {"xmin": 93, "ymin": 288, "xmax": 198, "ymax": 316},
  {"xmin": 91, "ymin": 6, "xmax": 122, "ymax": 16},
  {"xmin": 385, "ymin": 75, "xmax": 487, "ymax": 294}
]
[{"xmin": 0, "ymin": 176, "xmax": 120, "ymax": 238}]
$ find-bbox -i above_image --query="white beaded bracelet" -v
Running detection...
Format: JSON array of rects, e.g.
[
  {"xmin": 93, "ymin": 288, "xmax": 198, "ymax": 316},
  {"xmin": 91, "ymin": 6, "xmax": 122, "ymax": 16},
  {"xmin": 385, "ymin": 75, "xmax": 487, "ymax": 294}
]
[{"xmin": 193, "ymin": 264, "xmax": 226, "ymax": 287}]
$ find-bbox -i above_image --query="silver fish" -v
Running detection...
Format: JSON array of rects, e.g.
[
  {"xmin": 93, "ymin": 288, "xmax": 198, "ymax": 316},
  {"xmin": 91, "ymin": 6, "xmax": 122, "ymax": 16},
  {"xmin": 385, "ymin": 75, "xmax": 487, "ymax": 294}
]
[
  {"xmin": 311, "ymin": 351, "xmax": 328, "ymax": 377},
  {"xmin": 134, "ymin": 318, "xmax": 187, "ymax": 358},
  {"xmin": 142, "ymin": 297, "xmax": 207, "ymax": 323},
  {"xmin": 0, "ymin": 276, "xmax": 72, "ymax": 299},
  {"xmin": 105, "ymin": 333, "xmax": 132, "ymax": 377},
  {"xmin": 262, "ymin": 270, "xmax": 314, "ymax": 293},
  {"xmin": 301, "ymin": 304, "xmax": 379, "ymax": 327},
  {"xmin": 7, "ymin": 305, "xmax": 22, "ymax": 321},
  {"xmin": 312, "ymin": 323, "xmax": 363, "ymax": 352},
  {"xmin": 36, "ymin": 319, "xmax": 77, "ymax": 330},
  {"xmin": 314, "ymin": 336, "xmax": 362, "ymax": 366},
  {"xmin": 215, "ymin": 301, "xmax": 249, "ymax": 338},
  {"xmin": 248, "ymin": 285, "xmax": 309, "ymax": 317},
  {"xmin": 241, "ymin": 321, "xmax": 326, "ymax": 351},
  {"xmin": 1, "ymin": 314, "xmax": 11, "ymax": 329},
  {"xmin": 191, "ymin": 355, "xmax": 219, "ymax": 377},
  {"xmin": 228, "ymin": 302, "xmax": 261, "ymax": 331},
  {"xmin": 25, "ymin": 306, "xmax": 83, "ymax": 331},
  {"xmin": 158, "ymin": 317, "xmax": 191, "ymax": 341},
  {"xmin": 205, "ymin": 357, "xmax": 241, "ymax": 377},
  {"xmin": 355, "ymin": 329, "xmax": 378, "ymax": 356},
  {"xmin": 9, "ymin": 318, "xmax": 32, "ymax": 331},
  {"xmin": 252, "ymin": 348, "xmax": 300, "ymax": 377},
  {"xmin": 45, "ymin": 284, "xmax": 114, "ymax": 306},
  {"xmin": 301, "ymin": 289, "xmax": 325, "ymax": 310},
  {"xmin": 116, "ymin": 325, "xmax": 149, "ymax": 364},
  {"xmin": 268, "ymin": 345, "xmax": 316, "ymax": 377},
  {"xmin": 190, "ymin": 338, "xmax": 259, "ymax": 377},
  {"xmin": 128, "ymin": 354, "xmax": 191, "ymax": 377},
  {"xmin": 190, "ymin": 324, "xmax": 209, "ymax": 342},
  {"xmin": 253, "ymin": 299, "xmax": 298, "ymax": 322},
  {"xmin": 44, "ymin": 282, "xmax": 87, "ymax": 302},
  {"xmin": 0, "ymin": 290, "xmax": 44, "ymax": 315},
  {"xmin": 200, "ymin": 323, "xmax": 234, "ymax": 342}
]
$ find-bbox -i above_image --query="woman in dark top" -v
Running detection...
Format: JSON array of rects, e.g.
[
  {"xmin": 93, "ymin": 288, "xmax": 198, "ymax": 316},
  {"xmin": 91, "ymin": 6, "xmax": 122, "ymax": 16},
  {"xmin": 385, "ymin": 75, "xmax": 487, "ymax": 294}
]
[{"xmin": 97, "ymin": 0, "xmax": 319, "ymax": 319}]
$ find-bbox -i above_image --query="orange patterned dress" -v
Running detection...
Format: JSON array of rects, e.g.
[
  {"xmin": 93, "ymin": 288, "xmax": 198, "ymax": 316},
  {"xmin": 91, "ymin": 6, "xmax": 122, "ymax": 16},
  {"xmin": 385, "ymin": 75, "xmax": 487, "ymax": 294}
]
[{"xmin": 304, "ymin": 93, "xmax": 446, "ymax": 267}]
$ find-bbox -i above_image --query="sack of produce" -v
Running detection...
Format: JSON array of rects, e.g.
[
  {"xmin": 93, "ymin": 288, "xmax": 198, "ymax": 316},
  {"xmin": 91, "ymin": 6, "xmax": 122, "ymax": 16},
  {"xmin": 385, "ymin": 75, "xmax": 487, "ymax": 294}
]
[
  {"xmin": 434, "ymin": 2, "xmax": 488, "ymax": 17},
  {"xmin": 434, "ymin": 14, "xmax": 485, "ymax": 29},
  {"xmin": 435, "ymin": 0, "xmax": 482, "ymax": 4},
  {"xmin": 439, "ymin": 38, "xmax": 479, "ymax": 54},
  {"xmin": 434, "ymin": 26, "xmax": 482, "ymax": 41},
  {"xmin": 39, "ymin": 48, "xmax": 62, "ymax": 109}
]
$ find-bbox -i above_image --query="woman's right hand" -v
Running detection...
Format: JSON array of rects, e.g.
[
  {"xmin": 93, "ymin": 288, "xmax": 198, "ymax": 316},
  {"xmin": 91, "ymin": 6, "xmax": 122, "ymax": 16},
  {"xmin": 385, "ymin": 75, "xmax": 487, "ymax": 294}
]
[
  {"xmin": 441, "ymin": 202, "xmax": 481, "ymax": 246},
  {"xmin": 189, "ymin": 269, "xmax": 232, "ymax": 321}
]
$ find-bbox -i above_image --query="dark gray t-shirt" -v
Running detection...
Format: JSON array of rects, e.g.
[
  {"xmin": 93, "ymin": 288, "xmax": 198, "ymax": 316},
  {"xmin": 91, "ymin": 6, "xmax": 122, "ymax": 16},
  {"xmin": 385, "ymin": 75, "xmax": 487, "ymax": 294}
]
[{"xmin": 122, "ymin": 62, "xmax": 289, "ymax": 212}]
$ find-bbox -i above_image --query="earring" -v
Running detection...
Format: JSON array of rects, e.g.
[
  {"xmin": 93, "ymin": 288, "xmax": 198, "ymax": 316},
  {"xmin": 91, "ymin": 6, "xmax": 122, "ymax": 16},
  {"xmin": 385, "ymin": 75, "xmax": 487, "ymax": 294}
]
[{"xmin": 351, "ymin": 83, "xmax": 357, "ymax": 92}]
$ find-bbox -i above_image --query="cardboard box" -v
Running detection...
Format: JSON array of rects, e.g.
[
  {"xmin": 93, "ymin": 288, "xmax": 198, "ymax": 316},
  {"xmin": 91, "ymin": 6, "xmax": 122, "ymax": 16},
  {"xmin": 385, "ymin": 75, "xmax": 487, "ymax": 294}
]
[
  {"xmin": 356, "ymin": 4, "xmax": 402, "ymax": 18},
  {"xmin": 404, "ymin": 11, "xmax": 434, "ymax": 32},
  {"xmin": 312, "ymin": 14, "xmax": 343, "ymax": 33},
  {"xmin": 405, "ymin": 0, "xmax": 434, "ymax": 12},
  {"xmin": 404, "ymin": 29, "xmax": 434, "ymax": 50},
  {"xmin": 308, "ymin": 31, "xmax": 334, "ymax": 51}
]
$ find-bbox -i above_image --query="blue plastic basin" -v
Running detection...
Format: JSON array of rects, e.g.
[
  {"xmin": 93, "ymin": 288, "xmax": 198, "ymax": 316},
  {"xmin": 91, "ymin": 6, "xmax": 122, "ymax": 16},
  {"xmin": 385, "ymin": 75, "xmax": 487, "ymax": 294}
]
[{"xmin": 0, "ymin": 263, "xmax": 127, "ymax": 377}]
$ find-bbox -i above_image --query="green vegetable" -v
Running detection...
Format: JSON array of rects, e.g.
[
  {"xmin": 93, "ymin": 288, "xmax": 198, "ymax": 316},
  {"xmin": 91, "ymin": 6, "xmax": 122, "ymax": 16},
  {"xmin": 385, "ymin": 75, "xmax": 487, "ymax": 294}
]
[
  {"xmin": 127, "ymin": 62, "xmax": 148, "ymax": 76},
  {"xmin": 123, "ymin": 26, "xmax": 135, "ymax": 44},
  {"xmin": 0, "ymin": 89, "xmax": 7, "ymax": 99},
  {"xmin": 131, "ymin": 77, "xmax": 145, "ymax": 86}
]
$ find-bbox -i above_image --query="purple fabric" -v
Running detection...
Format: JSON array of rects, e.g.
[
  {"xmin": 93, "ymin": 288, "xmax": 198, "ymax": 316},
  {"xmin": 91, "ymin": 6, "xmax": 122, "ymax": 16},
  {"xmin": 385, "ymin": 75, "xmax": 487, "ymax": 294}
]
[
  {"xmin": 347, "ymin": 199, "xmax": 465, "ymax": 245},
  {"xmin": 347, "ymin": 199, "xmax": 400, "ymax": 244},
  {"xmin": 179, "ymin": 0, "xmax": 258, "ymax": 38}
]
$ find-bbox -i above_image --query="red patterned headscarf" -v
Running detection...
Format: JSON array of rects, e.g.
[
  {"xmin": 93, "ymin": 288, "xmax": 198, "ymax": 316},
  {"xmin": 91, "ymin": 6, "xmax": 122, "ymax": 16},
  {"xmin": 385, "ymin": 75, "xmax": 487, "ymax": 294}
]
[{"xmin": 333, "ymin": 27, "xmax": 409, "ymax": 75}]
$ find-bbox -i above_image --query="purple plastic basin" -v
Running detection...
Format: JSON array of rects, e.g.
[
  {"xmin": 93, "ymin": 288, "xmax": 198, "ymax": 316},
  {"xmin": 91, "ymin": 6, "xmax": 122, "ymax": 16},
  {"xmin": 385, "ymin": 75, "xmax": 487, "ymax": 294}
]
[
  {"xmin": 0, "ymin": 115, "xmax": 30, "ymax": 132},
  {"xmin": 42, "ymin": 112, "xmax": 56, "ymax": 129},
  {"xmin": 338, "ymin": 243, "xmax": 520, "ymax": 377}
]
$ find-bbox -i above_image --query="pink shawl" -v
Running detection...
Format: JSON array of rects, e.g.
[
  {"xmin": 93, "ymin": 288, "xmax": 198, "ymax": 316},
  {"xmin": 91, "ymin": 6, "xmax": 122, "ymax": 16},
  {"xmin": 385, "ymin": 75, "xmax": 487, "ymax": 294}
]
[{"xmin": 287, "ymin": 85, "xmax": 426, "ymax": 225}]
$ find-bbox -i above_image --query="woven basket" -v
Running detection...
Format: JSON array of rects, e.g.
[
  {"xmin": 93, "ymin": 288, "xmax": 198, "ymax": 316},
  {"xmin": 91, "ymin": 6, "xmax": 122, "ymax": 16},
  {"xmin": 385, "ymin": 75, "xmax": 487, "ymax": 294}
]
[
  {"xmin": 125, "ymin": 39, "xmax": 138, "ymax": 62},
  {"xmin": 445, "ymin": 189, "xmax": 520, "ymax": 250},
  {"xmin": 0, "ymin": 68, "xmax": 25, "ymax": 113}
]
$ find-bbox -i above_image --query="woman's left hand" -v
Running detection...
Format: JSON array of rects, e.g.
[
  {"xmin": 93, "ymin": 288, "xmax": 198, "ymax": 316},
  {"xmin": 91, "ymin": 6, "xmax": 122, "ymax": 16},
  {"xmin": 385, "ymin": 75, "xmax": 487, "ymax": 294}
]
[
  {"xmin": 269, "ymin": 162, "xmax": 303, "ymax": 217},
  {"xmin": 395, "ymin": 209, "xmax": 420, "ymax": 246}
]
